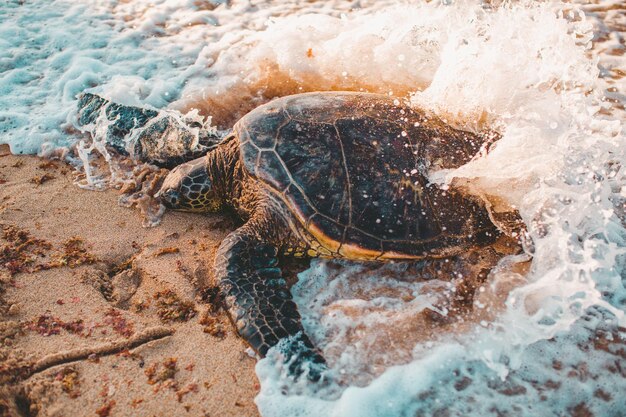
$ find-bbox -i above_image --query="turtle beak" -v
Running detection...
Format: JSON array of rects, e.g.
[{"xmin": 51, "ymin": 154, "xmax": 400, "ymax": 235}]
[{"xmin": 158, "ymin": 188, "xmax": 181, "ymax": 209}]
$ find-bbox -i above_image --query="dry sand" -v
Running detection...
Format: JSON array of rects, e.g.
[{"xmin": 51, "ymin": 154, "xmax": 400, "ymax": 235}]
[{"xmin": 0, "ymin": 144, "xmax": 261, "ymax": 417}]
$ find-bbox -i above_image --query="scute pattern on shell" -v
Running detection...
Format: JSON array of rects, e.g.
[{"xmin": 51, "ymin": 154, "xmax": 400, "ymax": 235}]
[{"xmin": 236, "ymin": 92, "xmax": 498, "ymax": 259}]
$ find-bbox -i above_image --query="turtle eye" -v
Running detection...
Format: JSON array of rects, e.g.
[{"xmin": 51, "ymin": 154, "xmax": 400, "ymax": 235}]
[{"xmin": 160, "ymin": 189, "xmax": 180, "ymax": 208}]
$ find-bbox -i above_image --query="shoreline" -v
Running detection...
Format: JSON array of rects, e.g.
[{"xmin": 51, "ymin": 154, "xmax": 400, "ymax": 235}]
[{"xmin": 0, "ymin": 145, "xmax": 261, "ymax": 416}]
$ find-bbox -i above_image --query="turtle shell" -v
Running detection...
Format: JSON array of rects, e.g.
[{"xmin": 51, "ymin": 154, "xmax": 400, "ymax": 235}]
[{"xmin": 235, "ymin": 92, "xmax": 498, "ymax": 260}]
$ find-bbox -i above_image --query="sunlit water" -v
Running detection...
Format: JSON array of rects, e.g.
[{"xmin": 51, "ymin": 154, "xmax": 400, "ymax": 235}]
[{"xmin": 1, "ymin": 0, "xmax": 625, "ymax": 416}]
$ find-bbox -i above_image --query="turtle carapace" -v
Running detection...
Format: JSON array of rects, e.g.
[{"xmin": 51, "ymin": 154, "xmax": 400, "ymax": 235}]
[{"xmin": 157, "ymin": 92, "xmax": 503, "ymax": 379}]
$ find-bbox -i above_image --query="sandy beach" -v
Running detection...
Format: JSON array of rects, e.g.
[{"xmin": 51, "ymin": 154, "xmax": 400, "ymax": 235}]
[{"xmin": 0, "ymin": 144, "xmax": 260, "ymax": 417}]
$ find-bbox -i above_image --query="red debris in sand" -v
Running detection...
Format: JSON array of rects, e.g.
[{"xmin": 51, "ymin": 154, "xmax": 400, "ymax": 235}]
[
  {"xmin": 176, "ymin": 383, "xmax": 199, "ymax": 402},
  {"xmin": 103, "ymin": 308, "xmax": 134, "ymax": 338},
  {"xmin": 145, "ymin": 357, "xmax": 180, "ymax": 392},
  {"xmin": 54, "ymin": 237, "xmax": 98, "ymax": 268},
  {"xmin": 25, "ymin": 313, "xmax": 84, "ymax": 336},
  {"xmin": 95, "ymin": 400, "xmax": 116, "ymax": 417},
  {"xmin": 1, "ymin": 224, "xmax": 52, "ymax": 276}
]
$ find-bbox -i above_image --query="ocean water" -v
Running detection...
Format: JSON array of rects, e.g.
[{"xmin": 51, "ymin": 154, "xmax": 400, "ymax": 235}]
[{"xmin": 1, "ymin": 0, "xmax": 625, "ymax": 416}]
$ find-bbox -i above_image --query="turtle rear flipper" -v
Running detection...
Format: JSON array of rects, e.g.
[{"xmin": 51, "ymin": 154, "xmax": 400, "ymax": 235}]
[
  {"xmin": 75, "ymin": 93, "xmax": 223, "ymax": 168},
  {"xmin": 214, "ymin": 219, "xmax": 327, "ymax": 381}
]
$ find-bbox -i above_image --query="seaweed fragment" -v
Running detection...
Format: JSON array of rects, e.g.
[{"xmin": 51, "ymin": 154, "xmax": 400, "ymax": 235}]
[
  {"xmin": 55, "ymin": 367, "xmax": 81, "ymax": 398},
  {"xmin": 198, "ymin": 286, "xmax": 226, "ymax": 337},
  {"xmin": 0, "ymin": 226, "xmax": 98, "ymax": 276},
  {"xmin": 52, "ymin": 237, "xmax": 99, "ymax": 268},
  {"xmin": 24, "ymin": 312, "xmax": 85, "ymax": 336},
  {"xmin": 176, "ymin": 383, "xmax": 199, "ymax": 402},
  {"xmin": 0, "ymin": 224, "xmax": 52, "ymax": 276},
  {"xmin": 38, "ymin": 161, "xmax": 59, "ymax": 170},
  {"xmin": 153, "ymin": 290, "xmax": 196, "ymax": 323},
  {"xmin": 145, "ymin": 357, "xmax": 179, "ymax": 389},
  {"xmin": 198, "ymin": 312, "xmax": 226, "ymax": 339},
  {"xmin": 103, "ymin": 308, "xmax": 135, "ymax": 338},
  {"xmin": 95, "ymin": 400, "xmax": 116, "ymax": 417},
  {"xmin": 154, "ymin": 247, "xmax": 180, "ymax": 257},
  {"xmin": 29, "ymin": 173, "xmax": 55, "ymax": 185}
]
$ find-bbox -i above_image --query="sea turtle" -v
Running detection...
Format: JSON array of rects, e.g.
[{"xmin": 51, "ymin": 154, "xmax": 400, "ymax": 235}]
[{"xmin": 155, "ymin": 91, "xmax": 517, "ymax": 379}]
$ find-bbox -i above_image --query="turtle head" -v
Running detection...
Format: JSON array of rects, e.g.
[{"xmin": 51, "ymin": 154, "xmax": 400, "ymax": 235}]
[{"xmin": 157, "ymin": 156, "xmax": 222, "ymax": 212}]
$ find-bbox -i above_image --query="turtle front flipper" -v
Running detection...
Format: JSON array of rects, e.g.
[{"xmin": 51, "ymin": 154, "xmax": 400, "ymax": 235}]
[{"xmin": 214, "ymin": 221, "xmax": 327, "ymax": 381}]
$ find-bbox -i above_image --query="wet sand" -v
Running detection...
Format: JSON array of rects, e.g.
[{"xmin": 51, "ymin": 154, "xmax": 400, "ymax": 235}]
[{"xmin": 0, "ymin": 144, "xmax": 260, "ymax": 417}]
